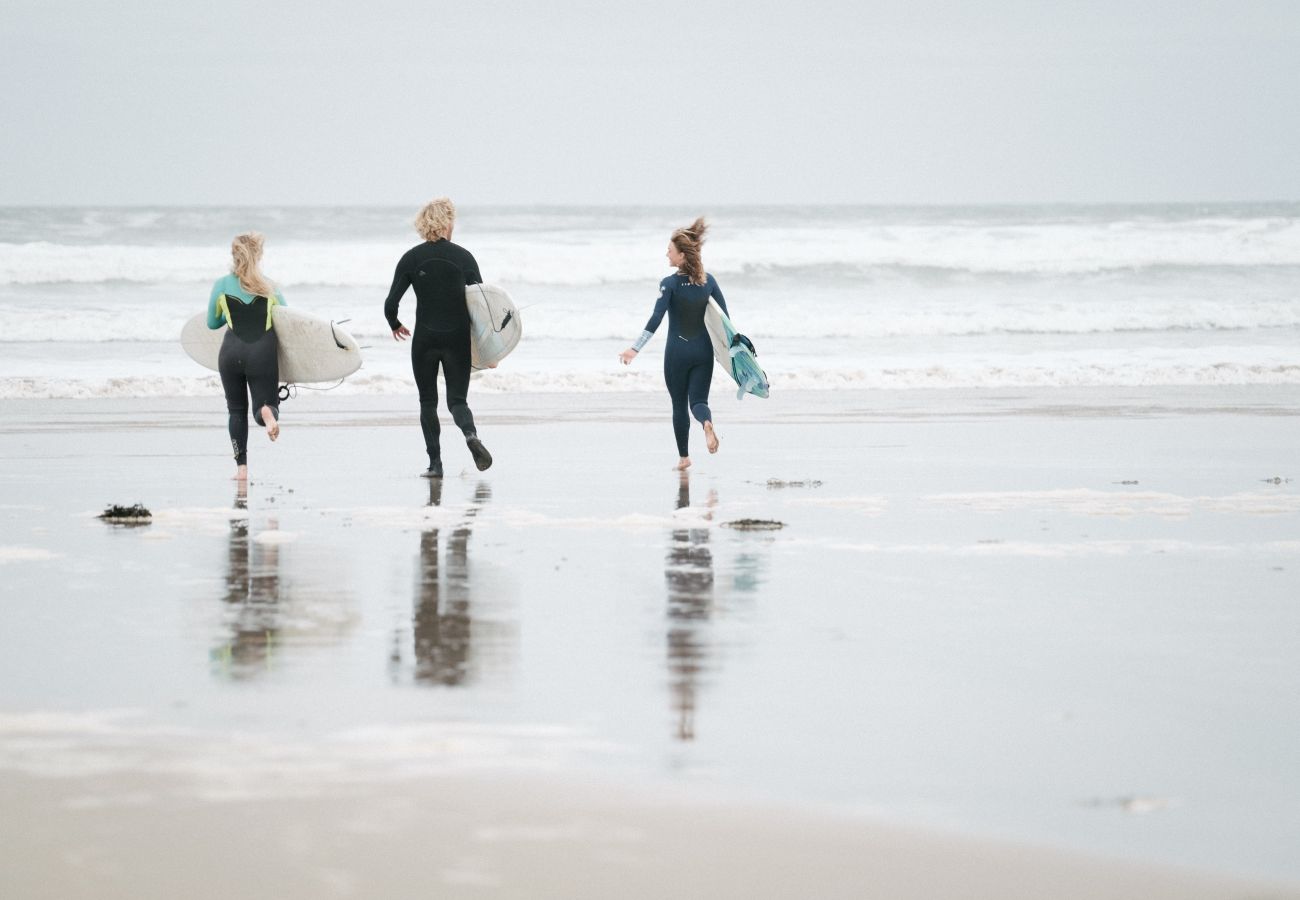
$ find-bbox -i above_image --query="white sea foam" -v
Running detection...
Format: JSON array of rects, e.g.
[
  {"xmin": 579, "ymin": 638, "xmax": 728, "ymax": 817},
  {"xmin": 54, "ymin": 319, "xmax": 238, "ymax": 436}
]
[
  {"xmin": 0, "ymin": 545, "xmax": 59, "ymax": 564},
  {"xmin": 490, "ymin": 509, "xmax": 691, "ymax": 531},
  {"xmin": 4, "ymin": 205, "xmax": 1299, "ymax": 397},
  {"xmin": 6, "ymin": 293, "xmax": 1300, "ymax": 343},
  {"xmin": 4, "ymin": 213, "xmax": 1300, "ymax": 286},
  {"xmin": 824, "ymin": 539, "xmax": 1300, "ymax": 557},
  {"xmin": 788, "ymin": 496, "xmax": 890, "ymax": 514},
  {"xmin": 926, "ymin": 490, "xmax": 1300, "ymax": 518},
  {"xmin": 5, "ymin": 356, "xmax": 1300, "ymax": 400},
  {"xmin": 323, "ymin": 505, "xmax": 490, "ymax": 530},
  {"xmin": 252, "ymin": 530, "xmax": 298, "ymax": 545},
  {"xmin": 0, "ymin": 709, "xmax": 619, "ymax": 785},
  {"xmin": 146, "ymin": 507, "xmax": 259, "ymax": 535}
]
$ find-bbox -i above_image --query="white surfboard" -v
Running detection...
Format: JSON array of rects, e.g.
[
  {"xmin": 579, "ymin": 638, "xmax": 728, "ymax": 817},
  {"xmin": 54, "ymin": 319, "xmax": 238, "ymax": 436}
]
[
  {"xmin": 181, "ymin": 306, "xmax": 362, "ymax": 383},
  {"xmin": 467, "ymin": 283, "xmax": 522, "ymax": 370},
  {"xmin": 704, "ymin": 298, "xmax": 769, "ymax": 399}
]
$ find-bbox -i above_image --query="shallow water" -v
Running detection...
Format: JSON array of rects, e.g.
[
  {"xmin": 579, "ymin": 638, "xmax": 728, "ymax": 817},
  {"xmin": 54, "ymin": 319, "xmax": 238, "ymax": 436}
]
[{"xmin": 3, "ymin": 204, "xmax": 1300, "ymax": 397}]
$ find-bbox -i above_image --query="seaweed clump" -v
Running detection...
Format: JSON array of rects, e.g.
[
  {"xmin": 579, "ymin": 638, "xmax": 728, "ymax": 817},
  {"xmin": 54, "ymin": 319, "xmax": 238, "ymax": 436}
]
[
  {"xmin": 99, "ymin": 503, "xmax": 152, "ymax": 525},
  {"xmin": 722, "ymin": 518, "xmax": 785, "ymax": 531}
]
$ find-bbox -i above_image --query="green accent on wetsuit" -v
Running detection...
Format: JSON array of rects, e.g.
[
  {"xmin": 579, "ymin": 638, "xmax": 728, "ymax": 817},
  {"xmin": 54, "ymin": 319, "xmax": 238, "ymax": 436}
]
[{"xmin": 207, "ymin": 274, "xmax": 286, "ymax": 331}]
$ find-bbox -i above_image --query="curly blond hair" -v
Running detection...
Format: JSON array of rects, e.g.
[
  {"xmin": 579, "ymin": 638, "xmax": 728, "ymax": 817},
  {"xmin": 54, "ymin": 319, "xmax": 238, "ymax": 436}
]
[
  {"xmin": 230, "ymin": 232, "xmax": 276, "ymax": 298},
  {"xmin": 414, "ymin": 197, "xmax": 456, "ymax": 242}
]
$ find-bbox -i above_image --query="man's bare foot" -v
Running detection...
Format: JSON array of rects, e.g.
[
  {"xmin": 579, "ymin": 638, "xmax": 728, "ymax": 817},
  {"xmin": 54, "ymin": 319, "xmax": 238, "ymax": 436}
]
[
  {"xmin": 675, "ymin": 457, "xmax": 692, "ymax": 471},
  {"xmin": 262, "ymin": 406, "xmax": 279, "ymax": 441},
  {"xmin": 234, "ymin": 464, "xmax": 248, "ymax": 482},
  {"xmin": 703, "ymin": 421, "xmax": 719, "ymax": 454}
]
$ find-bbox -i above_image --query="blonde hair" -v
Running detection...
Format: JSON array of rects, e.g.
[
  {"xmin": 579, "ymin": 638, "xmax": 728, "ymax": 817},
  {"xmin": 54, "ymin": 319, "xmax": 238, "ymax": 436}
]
[
  {"xmin": 414, "ymin": 197, "xmax": 456, "ymax": 241},
  {"xmin": 671, "ymin": 217, "xmax": 708, "ymax": 285},
  {"xmin": 230, "ymin": 232, "xmax": 276, "ymax": 298}
]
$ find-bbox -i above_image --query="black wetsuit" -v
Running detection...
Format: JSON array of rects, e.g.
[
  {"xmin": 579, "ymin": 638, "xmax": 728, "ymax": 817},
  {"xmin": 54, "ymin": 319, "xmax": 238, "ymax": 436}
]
[
  {"xmin": 208, "ymin": 278, "xmax": 282, "ymax": 466},
  {"xmin": 384, "ymin": 239, "xmax": 483, "ymax": 465},
  {"xmin": 635, "ymin": 273, "xmax": 729, "ymax": 457}
]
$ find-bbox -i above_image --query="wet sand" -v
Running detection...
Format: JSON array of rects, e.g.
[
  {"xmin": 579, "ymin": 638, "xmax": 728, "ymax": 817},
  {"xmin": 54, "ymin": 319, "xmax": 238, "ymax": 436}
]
[
  {"xmin": 2, "ymin": 768, "xmax": 1290, "ymax": 900},
  {"xmin": 1, "ymin": 387, "xmax": 1298, "ymax": 898}
]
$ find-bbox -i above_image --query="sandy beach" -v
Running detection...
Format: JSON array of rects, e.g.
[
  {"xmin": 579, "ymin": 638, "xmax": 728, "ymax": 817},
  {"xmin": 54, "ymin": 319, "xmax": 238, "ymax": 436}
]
[
  {"xmin": 4, "ymin": 0, "xmax": 1300, "ymax": 885},
  {"xmin": 1, "ymin": 385, "xmax": 1298, "ymax": 898}
]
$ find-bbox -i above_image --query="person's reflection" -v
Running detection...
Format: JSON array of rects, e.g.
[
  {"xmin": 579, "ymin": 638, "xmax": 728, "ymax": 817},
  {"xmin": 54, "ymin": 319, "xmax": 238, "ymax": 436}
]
[
  {"xmin": 410, "ymin": 480, "xmax": 492, "ymax": 686},
  {"xmin": 666, "ymin": 472, "xmax": 716, "ymax": 741},
  {"xmin": 214, "ymin": 482, "xmax": 282, "ymax": 678}
]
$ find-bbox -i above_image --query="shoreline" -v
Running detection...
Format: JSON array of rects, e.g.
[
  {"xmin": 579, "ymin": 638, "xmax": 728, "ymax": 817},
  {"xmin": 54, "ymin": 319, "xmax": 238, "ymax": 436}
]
[{"xmin": 2, "ymin": 382, "xmax": 1298, "ymax": 424}]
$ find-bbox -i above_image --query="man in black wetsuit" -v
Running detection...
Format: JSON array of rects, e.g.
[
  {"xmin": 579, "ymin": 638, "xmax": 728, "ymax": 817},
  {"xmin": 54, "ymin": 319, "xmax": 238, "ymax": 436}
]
[{"xmin": 385, "ymin": 198, "xmax": 493, "ymax": 478}]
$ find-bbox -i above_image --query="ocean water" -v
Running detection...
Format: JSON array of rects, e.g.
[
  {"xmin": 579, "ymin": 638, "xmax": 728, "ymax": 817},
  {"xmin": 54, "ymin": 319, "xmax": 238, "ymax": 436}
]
[{"xmin": 1, "ymin": 204, "xmax": 1298, "ymax": 398}]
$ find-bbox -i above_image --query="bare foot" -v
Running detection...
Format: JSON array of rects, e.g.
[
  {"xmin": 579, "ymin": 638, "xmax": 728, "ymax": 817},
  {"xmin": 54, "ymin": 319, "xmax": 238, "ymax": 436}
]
[
  {"xmin": 234, "ymin": 464, "xmax": 248, "ymax": 482},
  {"xmin": 703, "ymin": 421, "xmax": 719, "ymax": 454},
  {"xmin": 262, "ymin": 406, "xmax": 279, "ymax": 441},
  {"xmin": 675, "ymin": 457, "xmax": 692, "ymax": 471}
]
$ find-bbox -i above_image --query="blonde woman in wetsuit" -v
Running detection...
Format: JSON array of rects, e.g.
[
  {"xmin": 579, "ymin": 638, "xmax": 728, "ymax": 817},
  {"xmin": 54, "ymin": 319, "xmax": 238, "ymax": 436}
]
[
  {"xmin": 620, "ymin": 217, "xmax": 727, "ymax": 470},
  {"xmin": 206, "ymin": 232, "xmax": 286, "ymax": 483}
]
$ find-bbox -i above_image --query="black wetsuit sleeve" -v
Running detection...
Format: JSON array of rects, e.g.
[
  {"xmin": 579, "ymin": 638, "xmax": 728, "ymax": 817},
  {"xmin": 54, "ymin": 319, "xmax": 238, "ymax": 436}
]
[
  {"xmin": 710, "ymin": 276, "xmax": 729, "ymax": 317},
  {"xmin": 384, "ymin": 251, "xmax": 412, "ymax": 330},
  {"xmin": 459, "ymin": 247, "xmax": 483, "ymax": 285}
]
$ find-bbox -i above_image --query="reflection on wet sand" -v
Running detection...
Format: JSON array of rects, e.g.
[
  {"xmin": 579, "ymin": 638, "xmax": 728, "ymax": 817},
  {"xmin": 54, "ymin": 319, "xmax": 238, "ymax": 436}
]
[
  {"xmin": 399, "ymin": 480, "xmax": 493, "ymax": 687},
  {"xmin": 666, "ymin": 473, "xmax": 716, "ymax": 741},
  {"xmin": 214, "ymin": 484, "xmax": 280, "ymax": 678},
  {"xmin": 212, "ymin": 484, "xmax": 356, "ymax": 680}
]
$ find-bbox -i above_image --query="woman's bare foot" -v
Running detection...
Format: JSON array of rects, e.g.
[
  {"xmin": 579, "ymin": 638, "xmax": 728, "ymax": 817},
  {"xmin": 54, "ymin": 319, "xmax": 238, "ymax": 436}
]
[
  {"xmin": 703, "ymin": 421, "xmax": 719, "ymax": 454},
  {"xmin": 675, "ymin": 457, "xmax": 692, "ymax": 471},
  {"xmin": 262, "ymin": 405, "xmax": 279, "ymax": 441},
  {"xmin": 234, "ymin": 464, "xmax": 248, "ymax": 482}
]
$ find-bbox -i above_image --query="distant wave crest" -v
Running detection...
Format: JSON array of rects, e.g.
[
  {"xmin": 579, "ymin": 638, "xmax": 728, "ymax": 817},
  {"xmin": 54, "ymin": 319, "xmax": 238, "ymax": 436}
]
[{"xmin": 3, "ymin": 214, "xmax": 1300, "ymax": 286}]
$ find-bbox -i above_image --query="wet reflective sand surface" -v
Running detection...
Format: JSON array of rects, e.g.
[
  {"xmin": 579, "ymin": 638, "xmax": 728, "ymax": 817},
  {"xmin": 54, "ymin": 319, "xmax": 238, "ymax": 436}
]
[{"xmin": 1, "ymin": 388, "xmax": 1298, "ymax": 898}]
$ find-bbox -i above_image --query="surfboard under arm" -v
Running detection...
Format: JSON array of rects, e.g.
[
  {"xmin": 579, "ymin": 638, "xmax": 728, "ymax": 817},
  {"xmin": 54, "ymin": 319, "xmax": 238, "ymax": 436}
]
[
  {"xmin": 179, "ymin": 307, "xmax": 362, "ymax": 384},
  {"xmin": 704, "ymin": 298, "xmax": 769, "ymax": 400}
]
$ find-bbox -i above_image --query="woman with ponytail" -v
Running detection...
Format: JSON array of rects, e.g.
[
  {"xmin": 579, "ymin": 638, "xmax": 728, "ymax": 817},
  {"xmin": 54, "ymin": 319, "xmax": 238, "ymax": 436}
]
[
  {"xmin": 620, "ymin": 217, "xmax": 729, "ymax": 470},
  {"xmin": 206, "ymin": 232, "xmax": 287, "ymax": 482}
]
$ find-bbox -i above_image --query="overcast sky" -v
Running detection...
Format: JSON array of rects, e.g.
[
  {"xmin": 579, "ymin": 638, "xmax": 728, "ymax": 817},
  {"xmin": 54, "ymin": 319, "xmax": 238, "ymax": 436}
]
[{"xmin": 2, "ymin": 0, "xmax": 1298, "ymax": 205}]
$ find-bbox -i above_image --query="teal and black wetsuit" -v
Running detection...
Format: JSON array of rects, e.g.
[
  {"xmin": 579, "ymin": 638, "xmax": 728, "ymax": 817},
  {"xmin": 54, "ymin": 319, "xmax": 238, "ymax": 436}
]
[
  {"xmin": 384, "ymin": 239, "xmax": 483, "ymax": 466},
  {"xmin": 633, "ymin": 272, "xmax": 729, "ymax": 457},
  {"xmin": 207, "ymin": 274, "xmax": 285, "ymax": 465}
]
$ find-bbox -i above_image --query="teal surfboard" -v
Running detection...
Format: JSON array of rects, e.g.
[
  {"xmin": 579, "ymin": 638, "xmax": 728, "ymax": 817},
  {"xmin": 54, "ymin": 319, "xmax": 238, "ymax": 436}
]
[{"xmin": 704, "ymin": 298, "xmax": 769, "ymax": 399}]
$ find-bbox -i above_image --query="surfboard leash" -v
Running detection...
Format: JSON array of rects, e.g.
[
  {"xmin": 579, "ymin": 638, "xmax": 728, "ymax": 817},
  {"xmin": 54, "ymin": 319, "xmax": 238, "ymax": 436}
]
[{"xmin": 277, "ymin": 378, "xmax": 347, "ymax": 402}]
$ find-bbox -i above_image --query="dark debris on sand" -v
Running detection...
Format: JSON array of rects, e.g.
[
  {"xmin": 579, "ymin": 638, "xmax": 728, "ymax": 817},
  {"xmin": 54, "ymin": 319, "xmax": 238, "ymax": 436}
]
[
  {"xmin": 99, "ymin": 503, "xmax": 152, "ymax": 524},
  {"xmin": 722, "ymin": 518, "xmax": 786, "ymax": 531}
]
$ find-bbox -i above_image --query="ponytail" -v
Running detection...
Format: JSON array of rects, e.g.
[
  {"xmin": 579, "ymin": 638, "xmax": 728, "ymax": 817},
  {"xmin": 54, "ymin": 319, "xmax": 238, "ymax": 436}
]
[
  {"xmin": 670, "ymin": 217, "xmax": 708, "ymax": 285},
  {"xmin": 230, "ymin": 232, "xmax": 276, "ymax": 298}
]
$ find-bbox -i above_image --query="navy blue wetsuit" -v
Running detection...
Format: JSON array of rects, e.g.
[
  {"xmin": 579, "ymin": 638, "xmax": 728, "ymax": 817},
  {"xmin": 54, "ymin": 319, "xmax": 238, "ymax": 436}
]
[
  {"xmin": 634, "ymin": 273, "xmax": 729, "ymax": 457},
  {"xmin": 384, "ymin": 239, "xmax": 483, "ymax": 466}
]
